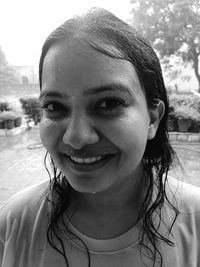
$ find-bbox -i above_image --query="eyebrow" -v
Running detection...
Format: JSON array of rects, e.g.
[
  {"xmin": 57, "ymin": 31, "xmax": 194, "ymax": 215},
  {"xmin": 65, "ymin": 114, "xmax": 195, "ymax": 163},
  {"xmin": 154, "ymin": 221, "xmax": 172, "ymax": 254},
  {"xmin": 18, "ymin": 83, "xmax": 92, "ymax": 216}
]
[
  {"xmin": 39, "ymin": 91, "xmax": 64, "ymax": 100},
  {"xmin": 39, "ymin": 83, "xmax": 132, "ymax": 100},
  {"xmin": 83, "ymin": 83, "xmax": 132, "ymax": 97}
]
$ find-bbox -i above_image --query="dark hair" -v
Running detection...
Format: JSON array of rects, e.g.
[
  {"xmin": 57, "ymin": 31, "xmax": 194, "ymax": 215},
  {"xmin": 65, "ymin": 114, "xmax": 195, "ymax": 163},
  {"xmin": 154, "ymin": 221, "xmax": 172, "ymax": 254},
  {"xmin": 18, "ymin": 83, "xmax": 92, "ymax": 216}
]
[{"xmin": 39, "ymin": 7, "xmax": 179, "ymax": 267}]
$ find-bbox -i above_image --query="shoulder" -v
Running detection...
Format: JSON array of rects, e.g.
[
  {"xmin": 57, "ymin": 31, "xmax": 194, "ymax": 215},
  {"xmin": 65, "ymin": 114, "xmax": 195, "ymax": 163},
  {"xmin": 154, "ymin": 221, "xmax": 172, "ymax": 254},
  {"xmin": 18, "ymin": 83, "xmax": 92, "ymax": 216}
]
[
  {"xmin": 163, "ymin": 178, "xmax": 200, "ymax": 265},
  {"xmin": 167, "ymin": 177, "xmax": 200, "ymax": 214},
  {"xmin": 166, "ymin": 177, "xmax": 200, "ymax": 244},
  {"xmin": 0, "ymin": 180, "xmax": 50, "ymax": 242},
  {"xmin": 0, "ymin": 180, "xmax": 50, "ymax": 215}
]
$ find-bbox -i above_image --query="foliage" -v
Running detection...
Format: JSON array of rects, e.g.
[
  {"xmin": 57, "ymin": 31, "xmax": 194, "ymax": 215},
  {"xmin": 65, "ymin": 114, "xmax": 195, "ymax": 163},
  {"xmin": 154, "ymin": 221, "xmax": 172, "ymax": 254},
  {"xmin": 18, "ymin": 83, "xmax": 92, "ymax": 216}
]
[
  {"xmin": 0, "ymin": 96, "xmax": 23, "ymax": 129},
  {"xmin": 0, "ymin": 111, "xmax": 21, "ymax": 120},
  {"xmin": 0, "ymin": 46, "xmax": 18, "ymax": 85},
  {"xmin": 0, "ymin": 111, "xmax": 22, "ymax": 129},
  {"xmin": 169, "ymin": 93, "xmax": 200, "ymax": 114},
  {"xmin": 130, "ymin": 0, "xmax": 200, "ymax": 92},
  {"xmin": 173, "ymin": 105, "xmax": 200, "ymax": 122},
  {"xmin": 162, "ymin": 56, "xmax": 198, "ymax": 92},
  {"xmin": 0, "ymin": 96, "xmax": 23, "ymax": 114},
  {"xmin": 20, "ymin": 97, "xmax": 42, "ymax": 125},
  {"xmin": 168, "ymin": 92, "xmax": 200, "ymax": 132},
  {"xmin": 0, "ymin": 102, "xmax": 10, "ymax": 112}
]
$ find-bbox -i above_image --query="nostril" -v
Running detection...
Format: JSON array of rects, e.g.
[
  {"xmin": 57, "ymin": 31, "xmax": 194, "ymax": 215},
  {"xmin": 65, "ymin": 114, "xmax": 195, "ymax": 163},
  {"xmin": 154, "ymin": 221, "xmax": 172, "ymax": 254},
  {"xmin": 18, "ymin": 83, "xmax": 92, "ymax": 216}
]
[{"xmin": 62, "ymin": 126, "xmax": 99, "ymax": 149}]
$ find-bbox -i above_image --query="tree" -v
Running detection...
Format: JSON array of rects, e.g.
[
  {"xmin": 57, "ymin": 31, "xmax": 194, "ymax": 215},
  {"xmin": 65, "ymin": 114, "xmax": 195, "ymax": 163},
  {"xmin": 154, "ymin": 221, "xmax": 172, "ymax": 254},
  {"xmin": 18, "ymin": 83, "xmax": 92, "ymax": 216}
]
[
  {"xmin": 130, "ymin": 0, "xmax": 200, "ymax": 92},
  {"xmin": 0, "ymin": 46, "xmax": 18, "ymax": 85}
]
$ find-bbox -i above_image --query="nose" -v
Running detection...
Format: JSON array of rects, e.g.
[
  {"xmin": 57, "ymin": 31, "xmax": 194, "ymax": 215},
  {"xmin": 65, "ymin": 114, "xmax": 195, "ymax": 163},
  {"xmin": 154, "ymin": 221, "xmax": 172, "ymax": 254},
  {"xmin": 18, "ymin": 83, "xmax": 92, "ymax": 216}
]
[{"xmin": 62, "ymin": 113, "xmax": 99, "ymax": 150}]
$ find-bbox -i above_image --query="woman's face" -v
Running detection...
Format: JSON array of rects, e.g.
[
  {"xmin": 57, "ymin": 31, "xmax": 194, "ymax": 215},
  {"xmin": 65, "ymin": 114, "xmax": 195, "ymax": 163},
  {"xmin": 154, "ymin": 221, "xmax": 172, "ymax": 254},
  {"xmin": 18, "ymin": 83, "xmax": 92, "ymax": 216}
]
[{"xmin": 39, "ymin": 39, "xmax": 159, "ymax": 194}]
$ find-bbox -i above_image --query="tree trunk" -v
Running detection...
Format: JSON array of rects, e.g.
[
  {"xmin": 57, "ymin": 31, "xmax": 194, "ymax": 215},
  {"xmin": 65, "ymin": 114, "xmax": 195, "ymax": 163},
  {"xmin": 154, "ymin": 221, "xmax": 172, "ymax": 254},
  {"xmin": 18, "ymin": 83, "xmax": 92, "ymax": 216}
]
[{"xmin": 192, "ymin": 49, "xmax": 200, "ymax": 93}]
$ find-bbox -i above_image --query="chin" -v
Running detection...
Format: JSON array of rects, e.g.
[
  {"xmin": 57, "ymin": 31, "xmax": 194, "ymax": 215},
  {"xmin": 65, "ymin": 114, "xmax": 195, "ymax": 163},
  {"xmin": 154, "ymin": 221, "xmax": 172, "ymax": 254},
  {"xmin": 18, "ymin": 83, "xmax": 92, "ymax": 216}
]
[{"xmin": 67, "ymin": 174, "xmax": 112, "ymax": 194}]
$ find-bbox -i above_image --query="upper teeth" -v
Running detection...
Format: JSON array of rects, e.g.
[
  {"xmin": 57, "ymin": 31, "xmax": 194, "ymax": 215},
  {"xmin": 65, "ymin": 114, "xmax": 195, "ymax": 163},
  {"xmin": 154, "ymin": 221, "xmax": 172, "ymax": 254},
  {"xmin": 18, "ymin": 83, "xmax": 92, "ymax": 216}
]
[{"xmin": 70, "ymin": 156, "xmax": 103, "ymax": 164}]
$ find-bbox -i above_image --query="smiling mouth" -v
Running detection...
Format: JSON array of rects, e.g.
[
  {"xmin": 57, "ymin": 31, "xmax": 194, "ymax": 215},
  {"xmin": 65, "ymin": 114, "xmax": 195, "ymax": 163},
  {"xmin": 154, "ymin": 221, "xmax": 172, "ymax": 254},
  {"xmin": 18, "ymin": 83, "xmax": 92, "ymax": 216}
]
[
  {"xmin": 70, "ymin": 155, "xmax": 104, "ymax": 164},
  {"xmin": 64, "ymin": 154, "xmax": 114, "ymax": 171}
]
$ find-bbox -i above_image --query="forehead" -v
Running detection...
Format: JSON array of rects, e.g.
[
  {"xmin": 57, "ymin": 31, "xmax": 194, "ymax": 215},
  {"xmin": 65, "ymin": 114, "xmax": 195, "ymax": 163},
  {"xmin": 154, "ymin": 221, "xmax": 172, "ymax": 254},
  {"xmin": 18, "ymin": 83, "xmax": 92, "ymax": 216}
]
[{"xmin": 42, "ymin": 39, "xmax": 142, "ymax": 94}]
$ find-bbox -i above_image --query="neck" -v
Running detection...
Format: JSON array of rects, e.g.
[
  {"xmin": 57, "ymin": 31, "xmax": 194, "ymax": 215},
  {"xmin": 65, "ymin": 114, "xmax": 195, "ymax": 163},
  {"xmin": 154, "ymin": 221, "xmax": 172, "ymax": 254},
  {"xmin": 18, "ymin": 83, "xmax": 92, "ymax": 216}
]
[{"xmin": 67, "ymin": 169, "xmax": 148, "ymax": 239}]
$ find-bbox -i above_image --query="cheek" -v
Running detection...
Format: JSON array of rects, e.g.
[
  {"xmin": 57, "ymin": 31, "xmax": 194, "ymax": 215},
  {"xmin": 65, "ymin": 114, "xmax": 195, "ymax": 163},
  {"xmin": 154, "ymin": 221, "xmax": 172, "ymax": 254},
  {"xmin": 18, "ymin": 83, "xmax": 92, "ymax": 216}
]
[
  {"xmin": 39, "ymin": 118, "xmax": 61, "ymax": 151},
  {"xmin": 102, "ymin": 114, "xmax": 150, "ymax": 151}
]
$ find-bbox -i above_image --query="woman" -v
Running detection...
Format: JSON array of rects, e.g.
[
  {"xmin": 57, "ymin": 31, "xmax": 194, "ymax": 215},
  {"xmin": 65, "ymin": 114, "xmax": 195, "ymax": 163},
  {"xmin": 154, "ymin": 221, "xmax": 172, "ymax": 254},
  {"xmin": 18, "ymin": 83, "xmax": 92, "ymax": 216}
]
[{"xmin": 1, "ymin": 8, "xmax": 200, "ymax": 267}]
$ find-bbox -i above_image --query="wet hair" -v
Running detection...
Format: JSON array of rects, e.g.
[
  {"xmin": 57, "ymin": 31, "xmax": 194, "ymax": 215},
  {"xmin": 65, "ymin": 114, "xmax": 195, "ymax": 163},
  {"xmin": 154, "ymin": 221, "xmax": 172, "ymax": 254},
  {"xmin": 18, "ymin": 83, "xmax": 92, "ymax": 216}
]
[{"xmin": 39, "ymin": 7, "xmax": 179, "ymax": 267}]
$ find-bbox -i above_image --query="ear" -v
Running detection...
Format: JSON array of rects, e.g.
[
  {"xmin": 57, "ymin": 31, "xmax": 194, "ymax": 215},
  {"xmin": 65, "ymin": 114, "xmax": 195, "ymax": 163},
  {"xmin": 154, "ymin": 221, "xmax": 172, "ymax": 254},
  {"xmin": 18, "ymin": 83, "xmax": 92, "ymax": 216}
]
[{"xmin": 147, "ymin": 100, "xmax": 165, "ymax": 140}]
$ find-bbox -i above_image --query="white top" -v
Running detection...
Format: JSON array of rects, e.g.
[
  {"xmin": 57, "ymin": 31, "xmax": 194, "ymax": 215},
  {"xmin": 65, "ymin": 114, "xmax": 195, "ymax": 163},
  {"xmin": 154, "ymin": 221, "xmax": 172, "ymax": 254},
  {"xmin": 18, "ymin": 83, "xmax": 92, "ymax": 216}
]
[{"xmin": 0, "ymin": 178, "xmax": 200, "ymax": 267}]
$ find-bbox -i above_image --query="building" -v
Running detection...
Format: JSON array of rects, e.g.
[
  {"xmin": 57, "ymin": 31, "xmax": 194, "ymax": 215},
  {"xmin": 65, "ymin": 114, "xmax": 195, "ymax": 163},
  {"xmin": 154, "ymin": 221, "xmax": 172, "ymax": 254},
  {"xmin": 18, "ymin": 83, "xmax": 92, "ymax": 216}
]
[{"xmin": 13, "ymin": 65, "xmax": 38, "ymax": 84}]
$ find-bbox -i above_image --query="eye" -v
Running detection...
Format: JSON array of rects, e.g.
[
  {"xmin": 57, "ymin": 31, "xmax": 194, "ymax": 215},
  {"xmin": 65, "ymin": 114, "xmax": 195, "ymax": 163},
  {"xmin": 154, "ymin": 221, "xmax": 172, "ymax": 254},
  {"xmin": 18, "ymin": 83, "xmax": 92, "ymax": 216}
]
[
  {"xmin": 42, "ymin": 102, "xmax": 63, "ymax": 112},
  {"xmin": 93, "ymin": 97, "xmax": 129, "ymax": 118},
  {"xmin": 44, "ymin": 103, "xmax": 54, "ymax": 111},
  {"xmin": 97, "ymin": 98, "xmax": 127, "ymax": 111},
  {"xmin": 41, "ymin": 101, "xmax": 68, "ymax": 118}
]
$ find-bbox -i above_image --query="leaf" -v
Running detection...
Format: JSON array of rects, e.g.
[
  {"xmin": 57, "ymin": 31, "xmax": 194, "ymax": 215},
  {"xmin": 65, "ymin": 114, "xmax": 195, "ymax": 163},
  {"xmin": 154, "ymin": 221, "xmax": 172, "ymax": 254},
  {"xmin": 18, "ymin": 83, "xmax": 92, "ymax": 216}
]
[{"xmin": 130, "ymin": 0, "xmax": 200, "ymax": 90}]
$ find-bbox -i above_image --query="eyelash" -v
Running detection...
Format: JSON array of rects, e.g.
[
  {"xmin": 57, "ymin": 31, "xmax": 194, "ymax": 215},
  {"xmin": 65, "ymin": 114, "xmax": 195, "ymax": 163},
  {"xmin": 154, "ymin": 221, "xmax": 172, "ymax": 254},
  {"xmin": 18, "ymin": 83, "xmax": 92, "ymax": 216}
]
[
  {"xmin": 95, "ymin": 97, "xmax": 128, "ymax": 111},
  {"xmin": 41, "ymin": 102, "xmax": 67, "ymax": 117}
]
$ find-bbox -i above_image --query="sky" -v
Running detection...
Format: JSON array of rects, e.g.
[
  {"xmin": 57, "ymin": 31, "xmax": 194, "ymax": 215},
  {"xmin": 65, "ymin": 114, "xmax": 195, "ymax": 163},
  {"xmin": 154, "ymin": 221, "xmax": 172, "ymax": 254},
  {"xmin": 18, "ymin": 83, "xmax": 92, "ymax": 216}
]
[{"xmin": 0, "ymin": 0, "xmax": 132, "ymax": 69}]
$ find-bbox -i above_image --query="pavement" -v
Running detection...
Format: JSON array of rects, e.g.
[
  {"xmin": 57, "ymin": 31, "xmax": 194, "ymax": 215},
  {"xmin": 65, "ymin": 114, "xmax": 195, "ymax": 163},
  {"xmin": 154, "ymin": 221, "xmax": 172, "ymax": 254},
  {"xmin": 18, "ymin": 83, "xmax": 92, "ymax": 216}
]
[
  {"xmin": 0, "ymin": 126, "xmax": 200, "ymax": 209},
  {"xmin": 0, "ymin": 126, "xmax": 48, "ymax": 208}
]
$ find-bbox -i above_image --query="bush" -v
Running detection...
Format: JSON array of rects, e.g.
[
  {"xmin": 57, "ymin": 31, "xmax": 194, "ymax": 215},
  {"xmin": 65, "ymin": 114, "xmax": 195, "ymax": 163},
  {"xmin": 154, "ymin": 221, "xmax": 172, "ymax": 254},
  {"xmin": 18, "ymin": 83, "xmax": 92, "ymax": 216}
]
[
  {"xmin": 168, "ymin": 93, "xmax": 200, "ymax": 132},
  {"xmin": 174, "ymin": 105, "xmax": 200, "ymax": 122},
  {"xmin": 0, "ymin": 96, "xmax": 23, "ymax": 114},
  {"xmin": 169, "ymin": 93, "xmax": 200, "ymax": 112},
  {"xmin": 0, "ymin": 102, "xmax": 10, "ymax": 112},
  {"xmin": 20, "ymin": 97, "xmax": 42, "ymax": 125},
  {"xmin": 0, "ymin": 111, "xmax": 22, "ymax": 129},
  {"xmin": 0, "ymin": 111, "xmax": 18, "ymax": 120}
]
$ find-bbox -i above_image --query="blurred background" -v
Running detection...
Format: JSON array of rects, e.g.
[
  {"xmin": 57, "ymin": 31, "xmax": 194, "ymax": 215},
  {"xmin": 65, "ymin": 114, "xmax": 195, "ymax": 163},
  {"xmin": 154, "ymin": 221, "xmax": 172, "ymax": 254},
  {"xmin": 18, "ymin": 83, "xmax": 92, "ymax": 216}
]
[{"xmin": 0, "ymin": 0, "xmax": 200, "ymax": 208}]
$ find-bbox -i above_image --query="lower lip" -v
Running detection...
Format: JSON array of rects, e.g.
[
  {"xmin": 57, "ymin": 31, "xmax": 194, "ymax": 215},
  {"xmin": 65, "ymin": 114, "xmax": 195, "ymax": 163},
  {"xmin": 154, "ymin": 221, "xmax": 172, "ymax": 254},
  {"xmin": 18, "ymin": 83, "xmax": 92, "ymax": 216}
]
[{"xmin": 64, "ymin": 154, "xmax": 114, "ymax": 172}]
